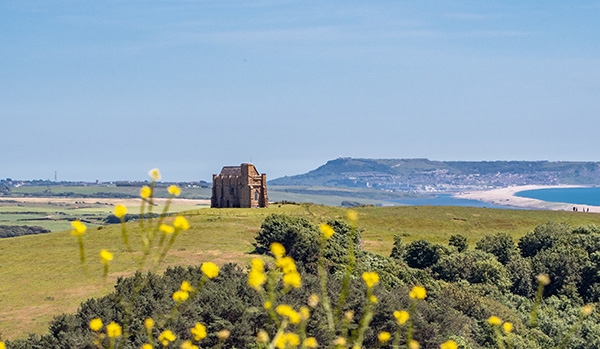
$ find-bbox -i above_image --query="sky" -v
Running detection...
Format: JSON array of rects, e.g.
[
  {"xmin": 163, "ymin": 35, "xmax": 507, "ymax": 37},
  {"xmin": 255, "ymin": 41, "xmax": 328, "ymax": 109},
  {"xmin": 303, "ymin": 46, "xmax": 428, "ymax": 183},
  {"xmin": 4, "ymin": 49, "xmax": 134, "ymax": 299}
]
[{"xmin": 1, "ymin": 1, "xmax": 599, "ymax": 182}]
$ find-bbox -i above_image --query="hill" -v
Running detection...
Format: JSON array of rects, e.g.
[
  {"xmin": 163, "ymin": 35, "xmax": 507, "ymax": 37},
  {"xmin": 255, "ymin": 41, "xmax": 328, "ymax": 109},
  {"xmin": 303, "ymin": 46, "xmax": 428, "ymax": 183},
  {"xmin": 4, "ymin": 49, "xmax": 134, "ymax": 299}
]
[
  {"xmin": 270, "ymin": 157, "xmax": 600, "ymax": 191},
  {"xmin": 2, "ymin": 203, "xmax": 600, "ymax": 339}
]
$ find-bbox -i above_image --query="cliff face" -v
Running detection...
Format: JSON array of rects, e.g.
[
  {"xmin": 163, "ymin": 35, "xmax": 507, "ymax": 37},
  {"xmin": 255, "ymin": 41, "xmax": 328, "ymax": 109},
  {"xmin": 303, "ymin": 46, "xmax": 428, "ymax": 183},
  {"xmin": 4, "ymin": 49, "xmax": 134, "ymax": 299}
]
[{"xmin": 270, "ymin": 158, "xmax": 600, "ymax": 191}]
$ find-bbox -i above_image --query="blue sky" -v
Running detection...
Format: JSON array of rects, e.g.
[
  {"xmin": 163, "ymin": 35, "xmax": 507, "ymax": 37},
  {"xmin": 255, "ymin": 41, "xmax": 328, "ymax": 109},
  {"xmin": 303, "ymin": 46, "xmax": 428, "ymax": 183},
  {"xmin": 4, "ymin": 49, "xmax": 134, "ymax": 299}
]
[{"xmin": 1, "ymin": 1, "xmax": 599, "ymax": 182}]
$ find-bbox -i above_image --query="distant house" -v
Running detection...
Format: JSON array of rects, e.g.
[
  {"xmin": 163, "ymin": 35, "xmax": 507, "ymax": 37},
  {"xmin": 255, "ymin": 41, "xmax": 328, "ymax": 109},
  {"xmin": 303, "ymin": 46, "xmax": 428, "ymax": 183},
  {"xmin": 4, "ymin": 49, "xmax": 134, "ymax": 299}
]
[{"xmin": 211, "ymin": 163, "xmax": 268, "ymax": 208}]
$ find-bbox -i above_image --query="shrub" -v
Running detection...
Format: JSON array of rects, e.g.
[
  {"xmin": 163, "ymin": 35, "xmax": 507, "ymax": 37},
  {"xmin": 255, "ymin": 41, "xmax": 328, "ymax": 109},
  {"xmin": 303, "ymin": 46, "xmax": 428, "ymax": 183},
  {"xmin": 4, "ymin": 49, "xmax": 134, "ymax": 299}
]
[
  {"xmin": 389, "ymin": 235, "xmax": 406, "ymax": 260},
  {"xmin": 475, "ymin": 232, "xmax": 518, "ymax": 265},
  {"xmin": 449, "ymin": 234, "xmax": 468, "ymax": 252},
  {"xmin": 254, "ymin": 214, "xmax": 320, "ymax": 266},
  {"xmin": 518, "ymin": 222, "xmax": 571, "ymax": 258},
  {"xmin": 404, "ymin": 239, "xmax": 441, "ymax": 269}
]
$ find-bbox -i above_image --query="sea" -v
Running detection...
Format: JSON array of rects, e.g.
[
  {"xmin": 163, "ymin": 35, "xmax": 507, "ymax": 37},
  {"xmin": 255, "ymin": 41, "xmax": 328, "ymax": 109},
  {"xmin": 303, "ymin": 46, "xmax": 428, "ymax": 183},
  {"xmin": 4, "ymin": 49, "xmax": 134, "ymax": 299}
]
[
  {"xmin": 515, "ymin": 187, "xmax": 600, "ymax": 207},
  {"xmin": 388, "ymin": 193, "xmax": 518, "ymax": 209}
]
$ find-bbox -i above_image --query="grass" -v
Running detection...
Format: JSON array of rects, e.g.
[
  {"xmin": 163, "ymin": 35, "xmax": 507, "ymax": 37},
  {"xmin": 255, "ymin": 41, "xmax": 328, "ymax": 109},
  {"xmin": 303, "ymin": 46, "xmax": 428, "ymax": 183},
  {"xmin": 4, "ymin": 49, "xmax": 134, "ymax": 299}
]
[{"xmin": 2, "ymin": 203, "xmax": 600, "ymax": 339}]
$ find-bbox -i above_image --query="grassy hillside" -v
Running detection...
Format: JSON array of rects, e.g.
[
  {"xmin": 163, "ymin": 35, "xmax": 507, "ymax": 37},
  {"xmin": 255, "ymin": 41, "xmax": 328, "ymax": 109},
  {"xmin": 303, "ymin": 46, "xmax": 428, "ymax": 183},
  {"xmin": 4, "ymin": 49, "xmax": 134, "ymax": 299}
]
[{"xmin": 2, "ymin": 204, "xmax": 600, "ymax": 339}]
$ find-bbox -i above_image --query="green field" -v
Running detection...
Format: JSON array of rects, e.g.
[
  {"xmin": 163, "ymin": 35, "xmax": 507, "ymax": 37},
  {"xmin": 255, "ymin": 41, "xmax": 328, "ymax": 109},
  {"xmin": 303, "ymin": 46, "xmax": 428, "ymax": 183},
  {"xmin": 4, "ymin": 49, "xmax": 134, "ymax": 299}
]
[
  {"xmin": 0, "ymin": 200, "xmax": 207, "ymax": 232},
  {"xmin": 2, "ymin": 203, "xmax": 600, "ymax": 339}
]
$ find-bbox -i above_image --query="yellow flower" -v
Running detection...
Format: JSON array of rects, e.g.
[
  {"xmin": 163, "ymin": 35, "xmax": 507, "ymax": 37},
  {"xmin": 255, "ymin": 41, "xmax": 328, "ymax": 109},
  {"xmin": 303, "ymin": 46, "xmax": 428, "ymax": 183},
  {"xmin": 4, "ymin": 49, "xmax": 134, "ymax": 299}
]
[
  {"xmin": 149, "ymin": 168, "xmax": 161, "ymax": 181},
  {"xmin": 394, "ymin": 310, "xmax": 409, "ymax": 325},
  {"xmin": 308, "ymin": 294, "xmax": 319, "ymax": 308},
  {"xmin": 583, "ymin": 304, "xmax": 594, "ymax": 316},
  {"xmin": 409, "ymin": 340, "xmax": 420, "ymax": 349},
  {"xmin": 248, "ymin": 259, "xmax": 267, "ymax": 290},
  {"xmin": 251, "ymin": 258, "xmax": 265, "ymax": 270},
  {"xmin": 158, "ymin": 330, "xmax": 176, "ymax": 346},
  {"xmin": 319, "ymin": 223, "xmax": 335, "ymax": 239},
  {"xmin": 172, "ymin": 290, "xmax": 189, "ymax": 302},
  {"xmin": 378, "ymin": 331, "xmax": 391, "ymax": 342},
  {"xmin": 300, "ymin": 307, "xmax": 310, "ymax": 321},
  {"xmin": 100, "ymin": 249, "xmax": 113, "ymax": 263},
  {"xmin": 257, "ymin": 329, "xmax": 269, "ymax": 343},
  {"xmin": 201, "ymin": 262, "xmax": 219, "ymax": 278},
  {"xmin": 114, "ymin": 205, "xmax": 127, "ymax": 218},
  {"xmin": 362, "ymin": 272, "xmax": 379, "ymax": 288},
  {"xmin": 303, "ymin": 337, "xmax": 318, "ymax": 348},
  {"xmin": 173, "ymin": 215, "xmax": 190, "ymax": 230},
  {"xmin": 503, "ymin": 322, "xmax": 513, "ymax": 333},
  {"xmin": 285, "ymin": 333, "xmax": 300, "ymax": 346},
  {"xmin": 248, "ymin": 269, "xmax": 267, "ymax": 290},
  {"xmin": 159, "ymin": 224, "xmax": 175, "ymax": 234},
  {"xmin": 488, "ymin": 316, "xmax": 503, "ymax": 326},
  {"xmin": 0, "ymin": 342, "xmax": 4, "ymax": 349},
  {"xmin": 106, "ymin": 322, "xmax": 122, "ymax": 338},
  {"xmin": 142, "ymin": 344, "xmax": 153, "ymax": 349},
  {"xmin": 275, "ymin": 335, "xmax": 287, "ymax": 349},
  {"xmin": 264, "ymin": 301, "xmax": 272, "ymax": 309},
  {"xmin": 276, "ymin": 304, "xmax": 301, "ymax": 324},
  {"xmin": 369, "ymin": 295, "xmax": 378, "ymax": 303},
  {"xmin": 347, "ymin": 210, "xmax": 358, "ymax": 222},
  {"xmin": 70, "ymin": 220, "xmax": 86, "ymax": 235},
  {"xmin": 168, "ymin": 185, "xmax": 181, "ymax": 196},
  {"xmin": 270, "ymin": 242, "xmax": 286, "ymax": 258},
  {"xmin": 89, "ymin": 318, "xmax": 103, "ymax": 331},
  {"xmin": 140, "ymin": 186, "xmax": 152, "ymax": 199},
  {"xmin": 144, "ymin": 318, "xmax": 155, "ymax": 330},
  {"xmin": 440, "ymin": 340, "xmax": 458, "ymax": 349},
  {"xmin": 283, "ymin": 271, "xmax": 302, "ymax": 288},
  {"xmin": 537, "ymin": 274, "xmax": 550, "ymax": 286},
  {"xmin": 181, "ymin": 341, "xmax": 198, "ymax": 349},
  {"xmin": 181, "ymin": 281, "xmax": 194, "ymax": 292},
  {"xmin": 276, "ymin": 256, "xmax": 297, "ymax": 274},
  {"xmin": 217, "ymin": 329, "xmax": 231, "ymax": 340},
  {"xmin": 409, "ymin": 286, "xmax": 427, "ymax": 300},
  {"xmin": 191, "ymin": 323, "xmax": 207, "ymax": 341},
  {"xmin": 333, "ymin": 337, "xmax": 347, "ymax": 346}
]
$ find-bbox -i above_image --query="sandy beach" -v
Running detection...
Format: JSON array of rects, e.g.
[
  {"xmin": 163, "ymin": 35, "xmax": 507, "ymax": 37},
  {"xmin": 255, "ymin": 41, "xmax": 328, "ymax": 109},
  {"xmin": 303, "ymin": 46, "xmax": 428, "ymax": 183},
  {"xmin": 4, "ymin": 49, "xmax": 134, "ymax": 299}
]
[{"xmin": 454, "ymin": 185, "xmax": 600, "ymax": 212}]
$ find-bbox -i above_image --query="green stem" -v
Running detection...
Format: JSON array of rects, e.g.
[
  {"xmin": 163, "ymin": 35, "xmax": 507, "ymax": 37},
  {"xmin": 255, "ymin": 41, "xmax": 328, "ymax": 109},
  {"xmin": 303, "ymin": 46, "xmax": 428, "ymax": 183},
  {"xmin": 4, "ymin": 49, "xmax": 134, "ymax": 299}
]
[
  {"xmin": 317, "ymin": 237, "xmax": 335, "ymax": 333},
  {"xmin": 149, "ymin": 194, "xmax": 174, "ymax": 244},
  {"xmin": 530, "ymin": 281, "xmax": 545, "ymax": 328},
  {"xmin": 334, "ymin": 223, "xmax": 356, "ymax": 326},
  {"xmin": 354, "ymin": 287, "xmax": 374, "ymax": 347},
  {"xmin": 119, "ymin": 217, "xmax": 132, "ymax": 252},
  {"xmin": 406, "ymin": 300, "xmax": 416, "ymax": 345}
]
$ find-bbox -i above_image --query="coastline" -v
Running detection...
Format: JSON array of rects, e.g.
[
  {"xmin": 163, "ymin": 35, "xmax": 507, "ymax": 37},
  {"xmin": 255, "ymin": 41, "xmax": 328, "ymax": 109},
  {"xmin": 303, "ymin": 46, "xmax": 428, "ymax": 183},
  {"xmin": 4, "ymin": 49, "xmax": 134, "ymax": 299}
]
[{"xmin": 454, "ymin": 185, "xmax": 600, "ymax": 212}]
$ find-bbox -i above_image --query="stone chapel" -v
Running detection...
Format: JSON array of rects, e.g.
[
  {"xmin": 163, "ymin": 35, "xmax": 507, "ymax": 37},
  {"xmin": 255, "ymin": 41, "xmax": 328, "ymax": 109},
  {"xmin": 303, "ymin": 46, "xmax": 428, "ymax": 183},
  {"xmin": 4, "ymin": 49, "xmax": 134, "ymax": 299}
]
[{"xmin": 211, "ymin": 163, "xmax": 268, "ymax": 208}]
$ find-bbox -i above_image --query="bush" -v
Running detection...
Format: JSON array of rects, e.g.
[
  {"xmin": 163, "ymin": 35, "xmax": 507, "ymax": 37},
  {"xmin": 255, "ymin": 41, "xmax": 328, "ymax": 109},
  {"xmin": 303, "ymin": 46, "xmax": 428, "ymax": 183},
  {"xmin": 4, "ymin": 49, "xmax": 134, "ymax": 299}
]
[
  {"xmin": 449, "ymin": 234, "xmax": 468, "ymax": 252},
  {"xmin": 518, "ymin": 222, "xmax": 571, "ymax": 258},
  {"xmin": 532, "ymin": 246, "xmax": 589, "ymax": 298},
  {"xmin": 475, "ymin": 232, "xmax": 518, "ymax": 265},
  {"xmin": 389, "ymin": 235, "xmax": 406, "ymax": 260},
  {"xmin": 404, "ymin": 239, "xmax": 441, "ymax": 269},
  {"xmin": 254, "ymin": 214, "xmax": 320, "ymax": 267},
  {"xmin": 0, "ymin": 225, "xmax": 50, "ymax": 238}
]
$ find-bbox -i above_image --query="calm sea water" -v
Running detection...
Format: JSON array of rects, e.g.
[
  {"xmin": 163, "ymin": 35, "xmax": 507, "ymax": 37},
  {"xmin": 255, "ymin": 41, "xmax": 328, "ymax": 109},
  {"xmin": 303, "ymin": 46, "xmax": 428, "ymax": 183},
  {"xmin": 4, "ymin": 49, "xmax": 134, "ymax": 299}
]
[
  {"xmin": 515, "ymin": 187, "xmax": 600, "ymax": 206},
  {"xmin": 389, "ymin": 194, "xmax": 519, "ymax": 209}
]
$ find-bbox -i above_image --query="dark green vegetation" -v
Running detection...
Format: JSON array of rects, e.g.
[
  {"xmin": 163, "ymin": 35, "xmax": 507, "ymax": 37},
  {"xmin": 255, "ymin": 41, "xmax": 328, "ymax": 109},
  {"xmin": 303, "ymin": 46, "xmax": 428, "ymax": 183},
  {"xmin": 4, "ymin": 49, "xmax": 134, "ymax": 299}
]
[
  {"xmin": 3, "ymin": 204, "xmax": 600, "ymax": 342},
  {"xmin": 0, "ymin": 225, "xmax": 50, "ymax": 238},
  {"xmin": 5, "ymin": 212, "xmax": 600, "ymax": 348},
  {"xmin": 270, "ymin": 157, "xmax": 600, "ymax": 189}
]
